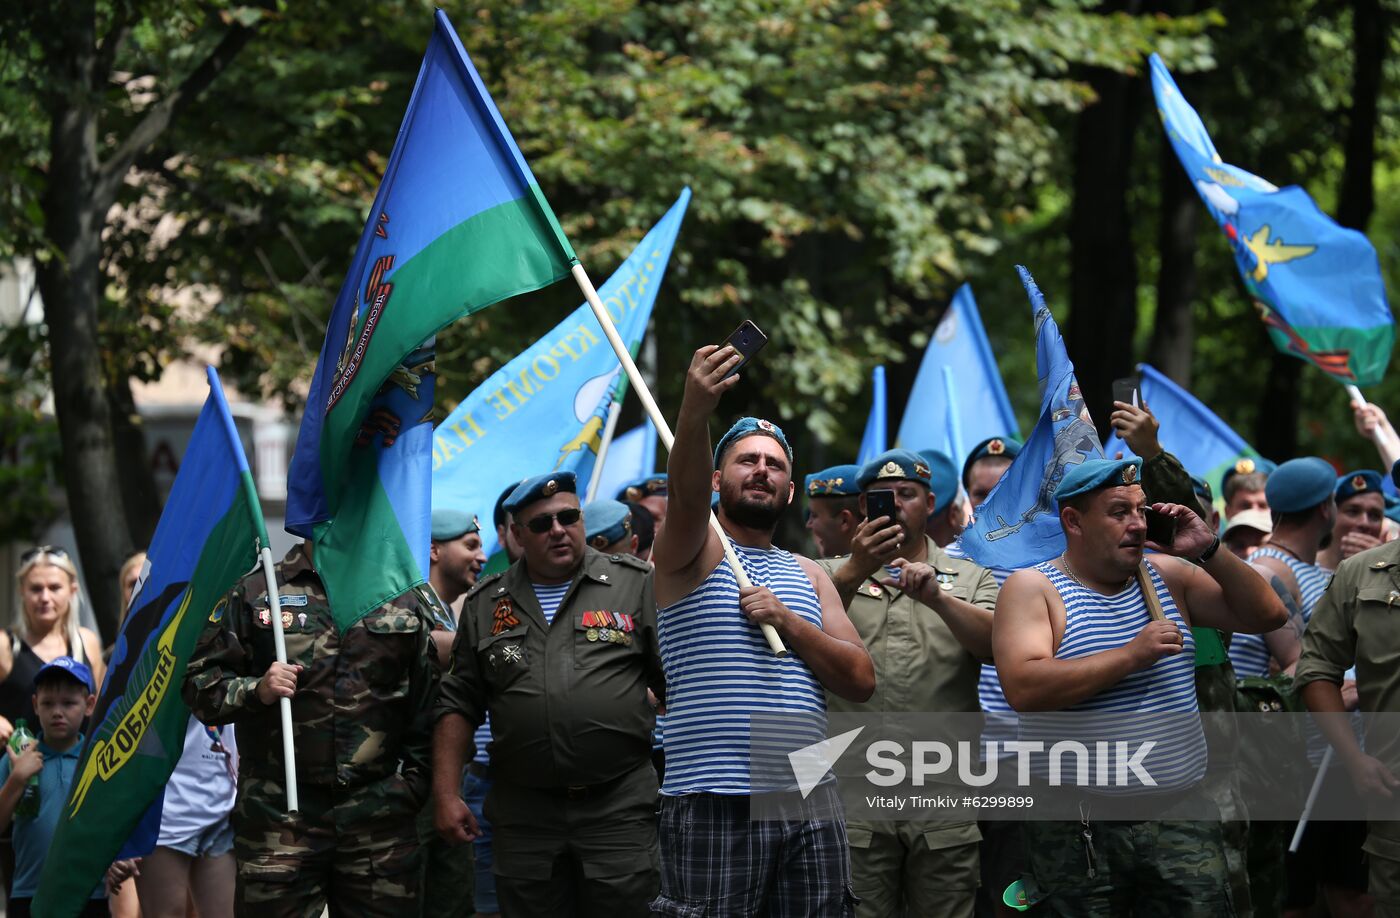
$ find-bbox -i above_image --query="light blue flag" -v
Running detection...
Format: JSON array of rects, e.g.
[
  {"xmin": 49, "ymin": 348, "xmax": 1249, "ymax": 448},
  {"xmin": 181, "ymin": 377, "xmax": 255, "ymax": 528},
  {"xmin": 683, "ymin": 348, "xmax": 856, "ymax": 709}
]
[
  {"xmin": 896, "ymin": 284, "xmax": 1020, "ymax": 462},
  {"xmin": 432, "ymin": 189, "xmax": 689, "ymax": 559},
  {"xmin": 1102, "ymin": 363, "xmax": 1262, "ymax": 498},
  {"xmin": 962, "ymin": 267, "xmax": 1103, "ymax": 569},
  {"xmin": 857, "ymin": 365, "xmax": 887, "ymax": 465},
  {"xmin": 1151, "ymin": 54, "xmax": 1393, "ymax": 386},
  {"xmin": 593, "ymin": 418, "xmax": 658, "ymax": 504}
]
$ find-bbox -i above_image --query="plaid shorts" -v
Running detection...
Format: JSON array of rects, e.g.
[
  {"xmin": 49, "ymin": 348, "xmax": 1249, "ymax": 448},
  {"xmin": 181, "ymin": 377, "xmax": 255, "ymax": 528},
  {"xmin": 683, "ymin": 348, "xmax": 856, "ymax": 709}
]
[{"xmin": 650, "ymin": 784, "xmax": 856, "ymax": 917}]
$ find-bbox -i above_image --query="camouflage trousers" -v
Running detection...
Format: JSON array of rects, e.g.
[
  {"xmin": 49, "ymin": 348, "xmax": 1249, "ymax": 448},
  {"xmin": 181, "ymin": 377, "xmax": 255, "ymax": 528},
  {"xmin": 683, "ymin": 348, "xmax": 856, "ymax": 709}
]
[
  {"xmin": 416, "ymin": 798, "xmax": 475, "ymax": 918},
  {"xmin": 233, "ymin": 774, "xmax": 423, "ymax": 918},
  {"xmin": 1023, "ymin": 816, "xmax": 1234, "ymax": 917}
]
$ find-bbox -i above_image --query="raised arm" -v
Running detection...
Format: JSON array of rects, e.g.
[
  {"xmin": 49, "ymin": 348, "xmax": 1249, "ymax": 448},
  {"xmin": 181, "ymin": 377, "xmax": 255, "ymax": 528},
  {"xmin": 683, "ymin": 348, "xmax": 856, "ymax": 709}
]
[{"xmin": 652, "ymin": 345, "xmax": 741, "ymax": 580}]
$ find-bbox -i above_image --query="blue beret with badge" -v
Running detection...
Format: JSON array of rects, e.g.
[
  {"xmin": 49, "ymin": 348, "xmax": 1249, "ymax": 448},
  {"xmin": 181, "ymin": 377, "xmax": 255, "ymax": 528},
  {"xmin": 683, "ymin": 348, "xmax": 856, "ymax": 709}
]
[
  {"xmin": 917, "ymin": 449, "xmax": 960, "ymax": 514},
  {"xmin": 617, "ymin": 474, "xmax": 668, "ymax": 503},
  {"xmin": 962, "ymin": 436, "xmax": 1022, "ymax": 488},
  {"xmin": 1336, "ymin": 469, "xmax": 1383, "ymax": 504},
  {"xmin": 583, "ymin": 499, "xmax": 632, "ymax": 550},
  {"xmin": 1190, "ymin": 475, "xmax": 1213, "ymax": 504},
  {"xmin": 856, "ymin": 448, "xmax": 933, "ymax": 490},
  {"xmin": 1264, "ymin": 457, "xmax": 1336, "ymax": 513},
  {"xmin": 1054, "ymin": 457, "xmax": 1142, "ymax": 503},
  {"xmin": 504, "ymin": 471, "xmax": 578, "ymax": 514},
  {"xmin": 806, "ymin": 464, "xmax": 861, "ymax": 499},
  {"xmin": 431, "ymin": 508, "xmax": 480, "ymax": 541},
  {"xmin": 714, "ymin": 416, "xmax": 793, "ymax": 466},
  {"xmin": 1221, "ymin": 456, "xmax": 1277, "ymax": 493}
]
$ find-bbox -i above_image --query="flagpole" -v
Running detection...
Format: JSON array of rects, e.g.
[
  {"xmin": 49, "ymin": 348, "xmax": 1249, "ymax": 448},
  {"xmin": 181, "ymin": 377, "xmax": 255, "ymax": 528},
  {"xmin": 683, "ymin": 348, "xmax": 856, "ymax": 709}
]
[
  {"xmin": 586, "ymin": 399, "xmax": 624, "ymax": 503},
  {"xmin": 1345, "ymin": 384, "xmax": 1400, "ymax": 465},
  {"xmin": 258, "ymin": 545, "xmax": 300, "ymax": 812},
  {"xmin": 570, "ymin": 263, "xmax": 787, "ymax": 656}
]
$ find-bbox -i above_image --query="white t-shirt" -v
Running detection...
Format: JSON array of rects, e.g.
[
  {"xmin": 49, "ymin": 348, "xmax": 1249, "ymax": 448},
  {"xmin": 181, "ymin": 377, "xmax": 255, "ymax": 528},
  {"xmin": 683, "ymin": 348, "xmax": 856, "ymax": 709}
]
[{"xmin": 157, "ymin": 716, "xmax": 238, "ymax": 844}]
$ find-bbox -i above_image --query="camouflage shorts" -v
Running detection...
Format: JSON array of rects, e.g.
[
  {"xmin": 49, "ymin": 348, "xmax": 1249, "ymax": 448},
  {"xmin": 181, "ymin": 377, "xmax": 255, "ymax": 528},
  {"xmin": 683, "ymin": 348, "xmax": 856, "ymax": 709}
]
[
  {"xmin": 233, "ymin": 774, "xmax": 422, "ymax": 918},
  {"xmin": 1023, "ymin": 818, "xmax": 1234, "ymax": 917}
]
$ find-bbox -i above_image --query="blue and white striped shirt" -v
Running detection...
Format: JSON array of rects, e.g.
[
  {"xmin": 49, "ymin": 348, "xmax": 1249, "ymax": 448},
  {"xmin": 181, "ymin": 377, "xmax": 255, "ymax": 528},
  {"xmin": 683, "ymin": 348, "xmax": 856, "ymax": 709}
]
[
  {"xmin": 531, "ymin": 582, "xmax": 571, "ymax": 626},
  {"xmin": 1229, "ymin": 547, "xmax": 1329, "ymax": 678},
  {"xmin": 658, "ymin": 541, "xmax": 827, "ymax": 795}
]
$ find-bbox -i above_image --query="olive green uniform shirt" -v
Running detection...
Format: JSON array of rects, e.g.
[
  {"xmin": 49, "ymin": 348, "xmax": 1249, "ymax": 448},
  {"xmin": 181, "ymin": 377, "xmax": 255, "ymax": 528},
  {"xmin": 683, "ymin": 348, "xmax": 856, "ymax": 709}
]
[{"xmin": 435, "ymin": 547, "xmax": 663, "ymax": 789}]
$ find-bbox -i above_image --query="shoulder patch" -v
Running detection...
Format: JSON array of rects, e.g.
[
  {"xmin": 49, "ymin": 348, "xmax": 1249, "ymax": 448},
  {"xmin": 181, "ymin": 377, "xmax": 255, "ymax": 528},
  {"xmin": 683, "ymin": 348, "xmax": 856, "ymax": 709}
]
[
  {"xmin": 466, "ymin": 572, "xmax": 504, "ymax": 600},
  {"xmin": 609, "ymin": 553, "xmax": 652, "ymax": 573}
]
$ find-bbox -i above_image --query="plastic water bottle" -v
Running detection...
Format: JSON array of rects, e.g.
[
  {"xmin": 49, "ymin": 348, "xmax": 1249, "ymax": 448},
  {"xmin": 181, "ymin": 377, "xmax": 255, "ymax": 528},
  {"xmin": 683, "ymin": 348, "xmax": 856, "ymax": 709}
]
[{"xmin": 9, "ymin": 719, "xmax": 39, "ymax": 819}]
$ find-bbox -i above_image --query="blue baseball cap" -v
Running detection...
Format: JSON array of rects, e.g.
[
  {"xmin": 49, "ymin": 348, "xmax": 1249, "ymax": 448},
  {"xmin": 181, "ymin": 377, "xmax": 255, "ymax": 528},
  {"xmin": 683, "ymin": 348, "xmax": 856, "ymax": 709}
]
[
  {"xmin": 583, "ymin": 499, "xmax": 632, "ymax": 549},
  {"xmin": 805, "ymin": 464, "xmax": 861, "ymax": 499},
  {"xmin": 917, "ymin": 449, "xmax": 960, "ymax": 514},
  {"xmin": 857, "ymin": 449, "xmax": 933, "ymax": 491},
  {"xmin": 504, "ymin": 471, "xmax": 578, "ymax": 514},
  {"xmin": 714, "ymin": 417, "xmax": 792, "ymax": 466},
  {"xmin": 1054, "ymin": 457, "xmax": 1143, "ymax": 503},
  {"xmin": 34, "ymin": 656, "xmax": 95, "ymax": 694},
  {"xmin": 1264, "ymin": 458, "xmax": 1337, "ymax": 514}
]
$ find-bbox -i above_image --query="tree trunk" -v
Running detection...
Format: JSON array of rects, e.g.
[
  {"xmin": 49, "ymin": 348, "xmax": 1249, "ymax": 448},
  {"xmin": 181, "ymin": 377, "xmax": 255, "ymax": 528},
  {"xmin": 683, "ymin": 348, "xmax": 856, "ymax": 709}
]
[
  {"xmin": 108, "ymin": 376, "xmax": 162, "ymax": 548},
  {"xmin": 1066, "ymin": 44, "xmax": 1144, "ymax": 436},
  {"xmin": 1255, "ymin": 348, "xmax": 1304, "ymax": 460},
  {"xmin": 1148, "ymin": 138, "xmax": 1198, "ymax": 386},
  {"xmin": 35, "ymin": 4, "xmax": 130, "ymax": 641}
]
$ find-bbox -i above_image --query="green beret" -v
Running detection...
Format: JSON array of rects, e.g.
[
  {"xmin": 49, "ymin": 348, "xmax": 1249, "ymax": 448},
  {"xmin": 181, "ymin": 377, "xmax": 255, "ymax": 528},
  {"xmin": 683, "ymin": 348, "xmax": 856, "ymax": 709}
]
[
  {"xmin": 857, "ymin": 449, "xmax": 933, "ymax": 490},
  {"xmin": 617, "ymin": 474, "xmax": 668, "ymax": 503},
  {"xmin": 1264, "ymin": 457, "xmax": 1335, "ymax": 513},
  {"xmin": 805, "ymin": 464, "xmax": 860, "ymax": 498},
  {"xmin": 1054, "ymin": 457, "xmax": 1143, "ymax": 503},
  {"xmin": 917, "ymin": 449, "xmax": 960, "ymax": 514},
  {"xmin": 504, "ymin": 471, "xmax": 577, "ymax": 514},
  {"xmin": 1335, "ymin": 469, "xmax": 1382, "ymax": 504},
  {"xmin": 583, "ymin": 498, "xmax": 632, "ymax": 550},
  {"xmin": 714, "ymin": 417, "xmax": 792, "ymax": 466},
  {"xmin": 962, "ymin": 436, "xmax": 1022, "ymax": 488},
  {"xmin": 431, "ymin": 508, "xmax": 480, "ymax": 541}
]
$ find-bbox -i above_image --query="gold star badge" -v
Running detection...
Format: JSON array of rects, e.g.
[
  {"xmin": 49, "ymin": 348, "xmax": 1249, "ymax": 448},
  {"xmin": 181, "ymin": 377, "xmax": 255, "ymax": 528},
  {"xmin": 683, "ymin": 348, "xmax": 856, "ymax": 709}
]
[
  {"xmin": 1352, "ymin": 475, "xmax": 1369, "ymax": 492},
  {"xmin": 988, "ymin": 439, "xmax": 1005, "ymax": 455}
]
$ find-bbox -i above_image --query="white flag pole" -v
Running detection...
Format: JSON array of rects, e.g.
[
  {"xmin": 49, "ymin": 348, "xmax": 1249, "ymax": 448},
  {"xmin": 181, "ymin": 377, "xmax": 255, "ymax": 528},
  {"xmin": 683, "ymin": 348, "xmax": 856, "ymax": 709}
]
[
  {"xmin": 1345, "ymin": 384, "xmax": 1400, "ymax": 467},
  {"xmin": 570, "ymin": 263, "xmax": 787, "ymax": 656},
  {"xmin": 585, "ymin": 399, "xmax": 624, "ymax": 503},
  {"xmin": 258, "ymin": 545, "xmax": 300, "ymax": 812},
  {"xmin": 1290, "ymin": 745, "xmax": 1333, "ymax": 853}
]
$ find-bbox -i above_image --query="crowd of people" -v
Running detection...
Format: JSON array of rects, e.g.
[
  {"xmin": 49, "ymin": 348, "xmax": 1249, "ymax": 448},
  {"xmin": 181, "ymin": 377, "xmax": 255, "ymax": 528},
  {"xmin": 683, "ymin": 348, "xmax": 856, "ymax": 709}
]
[{"xmin": 7, "ymin": 341, "xmax": 1400, "ymax": 917}]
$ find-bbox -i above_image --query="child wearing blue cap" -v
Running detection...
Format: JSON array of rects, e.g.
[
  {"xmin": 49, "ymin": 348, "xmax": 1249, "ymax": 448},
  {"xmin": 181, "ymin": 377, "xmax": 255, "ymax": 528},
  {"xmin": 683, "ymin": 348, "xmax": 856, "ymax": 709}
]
[{"xmin": 0, "ymin": 657, "xmax": 104, "ymax": 916}]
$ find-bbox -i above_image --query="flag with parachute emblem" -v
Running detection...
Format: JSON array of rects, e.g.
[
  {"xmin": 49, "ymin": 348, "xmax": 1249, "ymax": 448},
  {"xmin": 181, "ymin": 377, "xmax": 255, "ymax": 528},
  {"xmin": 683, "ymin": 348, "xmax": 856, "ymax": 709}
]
[
  {"xmin": 962, "ymin": 267, "xmax": 1104, "ymax": 570},
  {"xmin": 33, "ymin": 369, "xmax": 267, "ymax": 917},
  {"xmin": 432, "ymin": 190, "xmax": 689, "ymax": 562},
  {"xmin": 285, "ymin": 9, "xmax": 579, "ymax": 630},
  {"xmin": 1151, "ymin": 53, "xmax": 1393, "ymax": 386}
]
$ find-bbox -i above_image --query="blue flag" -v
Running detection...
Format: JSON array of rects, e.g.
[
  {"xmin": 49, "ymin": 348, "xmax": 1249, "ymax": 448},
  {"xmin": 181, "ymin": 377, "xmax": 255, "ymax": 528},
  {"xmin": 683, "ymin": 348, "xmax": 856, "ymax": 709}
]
[
  {"xmin": 35, "ymin": 369, "xmax": 268, "ymax": 917},
  {"xmin": 593, "ymin": 419, "xmax": 659, "ymax": 504},
  {"xmin": 962, "ymin": 267, "xmax": 1103, "ymax": 569},
  {"xmin": 432, "ymin": 190, "xmax": 689, "ymax": 560},
  {"xmin": 857, "ymin": 365, "xmax": 887, "ymax": 465},
  {"xmin": 1151, "ymin": 53, "xmax": 1394, "ymax": 386},
  {"xmin": 1103, "ymin": 364, "xmax": 1262, "ymax": 498},
  {"xmin": 896, "ymin": 284, "xmax": 1020, "ymax": 462}
]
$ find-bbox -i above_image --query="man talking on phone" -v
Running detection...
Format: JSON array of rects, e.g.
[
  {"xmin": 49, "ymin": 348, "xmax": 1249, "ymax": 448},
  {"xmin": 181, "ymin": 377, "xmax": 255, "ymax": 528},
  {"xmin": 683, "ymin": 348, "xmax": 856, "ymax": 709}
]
[{"xmin": 818, "ymin": 449, "xmax": 998, "ymax": 917}]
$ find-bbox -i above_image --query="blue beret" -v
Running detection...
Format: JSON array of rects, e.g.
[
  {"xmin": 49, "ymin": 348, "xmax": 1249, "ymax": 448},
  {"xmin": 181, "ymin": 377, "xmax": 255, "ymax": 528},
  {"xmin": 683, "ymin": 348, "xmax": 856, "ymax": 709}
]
[
  {"xmin": 1386, "ymin": 493, "xmax": 1400, "ymax": 524},
  {"xmin": 583, "ymin": 499, "xmax": 632, "ymax": 550},
  {"xmin": 1263, "ymin": 457, "xmax": 1336, "ymax": 513},
  {"xmin": 917, "ymin": 449, "xmax": 960, "ymax": 514},
  {"xmin": 1190, "ymin": 475, "xmax": 1213, "ymax": 503},
  {"xmin": 805, "ymin": 464, "xmax": 861, "ymax": 499},
  {"xmin": 494, "ymin": 481, "xmax": 523, "ymax": 527},
  {"xmin": 1221, "ymin": 456, "xmax": 1276, "ymax": 492},
  {"xmin": 962, "ymin": 436, "xmax": 1022, "ymax": 487},
  {"xmin": 503, "ymin": 471, "xmax": 577, "ymax": 514},
  {"xmin": 857, "ymin": 449, "xmax": 933, "ymax": 490},
  {"xmin": 431, "ymin": 508, "xmax": 480, "ymax": 541},
  {"xmin": 714, "ymin": 417, "xmax": 792, "ymax": 466},
  {"xmin": 617, "ymin": 474, "xmax": 668, "ymax": 503},
  {"xmin": 1336, "ymin": 469, "xmax": 1383, "ymax": 504},
  {"xmin": 1054, "ymin": 457, "xmax": 1143, "ymax": 503}
]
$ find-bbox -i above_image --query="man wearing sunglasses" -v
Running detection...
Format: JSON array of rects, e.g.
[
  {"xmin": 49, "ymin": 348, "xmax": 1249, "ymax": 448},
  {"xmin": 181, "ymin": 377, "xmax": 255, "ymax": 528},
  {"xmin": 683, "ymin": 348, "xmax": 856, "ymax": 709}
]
[{"xmin": 433, "ymin": 470, "xmax": 665, "ymax": 917}]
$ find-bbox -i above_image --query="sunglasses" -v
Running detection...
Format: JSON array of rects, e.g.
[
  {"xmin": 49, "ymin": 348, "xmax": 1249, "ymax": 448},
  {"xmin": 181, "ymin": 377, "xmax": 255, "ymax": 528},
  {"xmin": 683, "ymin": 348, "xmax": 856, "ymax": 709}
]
[
  {"xmin": 20, "ymin": 546, "xmax": 70, "ymax": 564},
  {"xmin": 523, "ymin": 508, "xmax": 582, "ymax": 534}
]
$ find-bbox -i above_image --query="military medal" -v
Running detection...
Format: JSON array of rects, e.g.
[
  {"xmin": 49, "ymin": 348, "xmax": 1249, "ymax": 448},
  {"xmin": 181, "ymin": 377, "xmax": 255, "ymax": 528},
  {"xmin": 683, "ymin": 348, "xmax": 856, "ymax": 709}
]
[
  {"xmin": 586, "ymin": 627, "xmax": 599, "ymax": 642},
  {"xmin": 599, "ymin": 628, "xmax": 612, "ymax": 643},
  {"xmin": 502, "ymin": 644, "xmax": 523, "ymax": 663},
  {"xmin": 281, "ymin": 610, "xmax": 294, "ymax": 629},
  {"xmin": 298, "ymin": 612, "xmax": 308, "ymax": 628},
  {"xmin": 492, "ymin": 597, "xmax": 520, "ymax": 635},
  {"xmin": 869, "ymin": 584, "xmax": 882, "ymax": 597},
  {"xmin": 257, "ymin": 608, "xmax": 271, "ymax": 626}
]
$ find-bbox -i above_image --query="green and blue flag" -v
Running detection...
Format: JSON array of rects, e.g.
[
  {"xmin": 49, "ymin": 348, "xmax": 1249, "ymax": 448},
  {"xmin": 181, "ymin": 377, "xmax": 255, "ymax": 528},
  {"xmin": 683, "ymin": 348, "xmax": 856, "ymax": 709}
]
[
  {"xmin": 432, "ymin": 189, "xmax": 690, "ymax": 561},
  {"xmin": 286, "ymin": 10, "xmax": 577, "ymax": 628},
  {"xmin": 1151, "ymin": 53, "xmax": 1394, "ymax": 386},
  {"xmin": 962, "ymin": 268, "xmax": 1103, "ymax": 569},
  {"xmin": 34, "ymin": 369, "xmax": 266, "ymax": 918},
  {"xmin": 897, "ymin": 284, "xmax": 1020, "ymax": 463},
  {"xmin": 857, "ymin": 365, "xmax": 888, "ymax": 466}
]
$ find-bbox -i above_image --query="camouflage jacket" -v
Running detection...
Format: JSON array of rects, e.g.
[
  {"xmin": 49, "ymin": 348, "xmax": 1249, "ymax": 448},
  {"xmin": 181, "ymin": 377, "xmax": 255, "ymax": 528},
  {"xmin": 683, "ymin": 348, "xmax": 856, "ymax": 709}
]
[{"xmin": 181, "ymin": 544, "xmax": 438, "ymax": 799}]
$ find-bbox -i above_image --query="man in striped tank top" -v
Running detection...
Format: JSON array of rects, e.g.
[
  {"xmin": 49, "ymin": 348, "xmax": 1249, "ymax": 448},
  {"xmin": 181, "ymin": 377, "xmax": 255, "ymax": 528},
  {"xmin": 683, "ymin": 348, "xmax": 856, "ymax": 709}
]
[
  {"xmin": 994, "ymin": 457, "xmax": 1286, "ymax": 915},
  {"xmin": 650, "ymin": 344, "xmax": 875, "ymax": 917}
]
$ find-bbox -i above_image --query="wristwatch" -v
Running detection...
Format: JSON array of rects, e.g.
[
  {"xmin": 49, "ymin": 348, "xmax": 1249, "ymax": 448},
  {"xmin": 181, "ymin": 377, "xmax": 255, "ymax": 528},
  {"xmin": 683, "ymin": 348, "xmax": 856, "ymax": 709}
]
[{"xmin": 1196, "ymin": 535, "xmax": 1221, "ymax": 565}]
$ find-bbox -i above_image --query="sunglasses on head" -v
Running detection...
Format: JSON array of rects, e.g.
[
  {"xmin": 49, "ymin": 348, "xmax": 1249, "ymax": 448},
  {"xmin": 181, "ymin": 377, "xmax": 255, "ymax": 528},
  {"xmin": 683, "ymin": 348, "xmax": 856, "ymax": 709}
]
[
  {"xmin": 20, "ymin": 546, "xmax": 70, "ymax": 564},
  {"xmin": 523, "ymin": 508, "xmax": 582, "ymax": 534}
]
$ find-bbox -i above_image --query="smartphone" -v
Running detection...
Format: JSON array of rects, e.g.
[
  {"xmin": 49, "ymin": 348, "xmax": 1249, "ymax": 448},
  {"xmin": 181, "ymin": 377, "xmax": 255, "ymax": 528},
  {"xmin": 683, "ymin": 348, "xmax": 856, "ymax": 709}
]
[
  {"xmin": 866, "ymin": 489, "xmax": 897, "ymax": 527},
  {"xmin": 1145, "ymin": 507, "xmax": 1177, "ymax": 546},
  {"xmin": 722, "ymin": 320, "xmax": 769, "ymax": 379},
  {"xmin": 1112, "ymin": 375, "xmax": 1141, "ymax": 408}
]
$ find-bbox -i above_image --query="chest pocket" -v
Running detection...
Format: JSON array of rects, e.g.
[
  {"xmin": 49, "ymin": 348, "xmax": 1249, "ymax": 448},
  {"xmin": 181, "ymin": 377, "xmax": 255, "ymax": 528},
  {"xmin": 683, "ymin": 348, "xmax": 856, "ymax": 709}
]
[
  {"xmin": 249, "ymin": 595, "xmax": 324, "ymax": 664},
  {"xmin": 478, "ymin": 625, "xmax": 531, "ymax": 687},
  {"xmin": 1355, "ymin": 586, "xmax": 1400, "ymax": 670},
  {"xmin": 933, "ymin": 568, "xmax": 974, "ymax": 603},
  {"xmin": 573, "ymin": 611, "xmax": 639, "ymax": 669}
]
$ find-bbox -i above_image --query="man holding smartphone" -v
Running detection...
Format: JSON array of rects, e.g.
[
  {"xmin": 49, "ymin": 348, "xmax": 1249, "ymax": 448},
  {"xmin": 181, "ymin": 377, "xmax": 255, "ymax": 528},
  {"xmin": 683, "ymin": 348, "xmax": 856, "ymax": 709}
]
[{"xmin": 818, "ymin": 448, "xmax": 999, "ymax": 918}]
